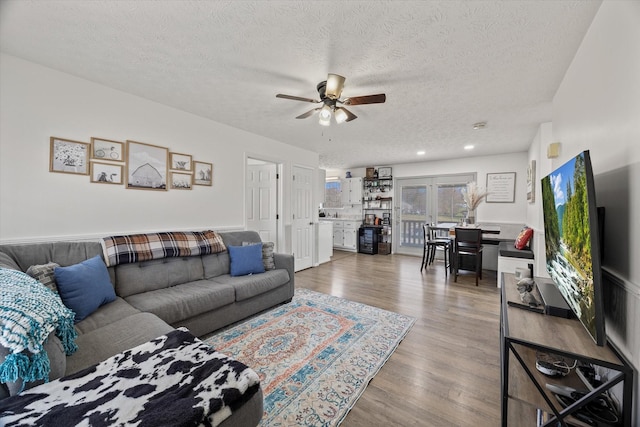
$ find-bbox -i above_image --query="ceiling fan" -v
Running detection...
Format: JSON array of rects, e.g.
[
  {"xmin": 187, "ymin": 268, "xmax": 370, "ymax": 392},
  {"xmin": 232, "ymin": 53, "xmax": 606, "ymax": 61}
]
[{"xmin": 276, "ymin": 73, "xmax": 386, "ymax": 126}]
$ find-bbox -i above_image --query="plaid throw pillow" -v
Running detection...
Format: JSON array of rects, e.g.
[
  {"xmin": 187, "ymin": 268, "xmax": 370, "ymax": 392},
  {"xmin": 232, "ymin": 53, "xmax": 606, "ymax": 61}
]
[
  {"xmin": 26, "ymin": 262, "xmax": 60, "ymax": 292},
  {"xmin": 242, "ymin": 242, "xmax": 276, "ymax": 271}
]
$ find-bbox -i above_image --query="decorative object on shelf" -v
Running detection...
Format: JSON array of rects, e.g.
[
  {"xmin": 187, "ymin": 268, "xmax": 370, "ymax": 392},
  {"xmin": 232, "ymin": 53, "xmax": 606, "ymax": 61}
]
[
  {"xmin": 462, "ymin": 181, "xmax": 488, "ymax": 224},
  {"xmin": 170, "ymin": 172, "xmax": 193, "ymax": 190},
  {"xmin": 126, "ymin": 140, "xmax": 168, "ymax": 191},
  {"xmin": 527, "ymin": 160, "xmax": 536, "ymax": 203},
  {"xmin": 345, "ymin": 171, "xmax": 352, "ymax": 178},
  {"xmin": 193, "ymin": 161, "xmax": 213, "ymax": 186},
  {"xmin": 90, "ymin": 162, "xmax": 123, "ymax": 185},
  {"xmin": 378, "ymin": 167, "xmax": 392, "ymax": 178},
  {"xmin": 486, "ymin": 172, "xmax": 516, "ymax": 203},
  {"xmin": 169, "ymin": 152, "xmax": 193, "ymax": 172},
  {"xmin": 90, "ymin": 138, "xmax": 124, "ymax": 162},
  {"xmin": 366, "ymin": 167, "xmax": 375, "ymax": 178},
  {"xmin": 50, "ymin": 137, "xmax": 89, "ymax": 175}
]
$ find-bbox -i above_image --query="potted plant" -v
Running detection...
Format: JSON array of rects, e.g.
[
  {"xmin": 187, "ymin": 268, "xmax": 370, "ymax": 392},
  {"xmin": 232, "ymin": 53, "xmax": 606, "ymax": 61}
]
[{"xmin": 462, "ymin": 182, "xmax": 488, "ymax": 224}]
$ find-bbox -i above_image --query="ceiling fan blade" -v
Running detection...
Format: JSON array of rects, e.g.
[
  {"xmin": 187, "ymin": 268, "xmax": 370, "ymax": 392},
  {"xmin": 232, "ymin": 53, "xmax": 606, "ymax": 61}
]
[
  {"xmin": 343, "ymin": 93, "xmax": 386, "ymax": 105},
  {"xmin": 325, "ymin": 74, "xmax": 346, "ymax": 99},
  {"xmin": 276, "ymin": 94, "xmax": 320, "ymax": 103},
  {"xmin": 296, "ymin": 108, "xmax": 321, "ymax": 119}
]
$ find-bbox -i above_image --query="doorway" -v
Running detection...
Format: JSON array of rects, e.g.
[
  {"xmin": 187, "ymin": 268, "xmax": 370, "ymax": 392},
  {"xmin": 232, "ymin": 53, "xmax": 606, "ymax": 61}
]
[
  {"xmin": 246, "ymin": 158, "xmax": 279, "ymax": 250},
  {"xmin": 394, "ymin": 173, "xmax": 476, "ymax": 256},
  {"xmin": 292, "ymin": 165, "xmax": 314, "ymax": 271}
]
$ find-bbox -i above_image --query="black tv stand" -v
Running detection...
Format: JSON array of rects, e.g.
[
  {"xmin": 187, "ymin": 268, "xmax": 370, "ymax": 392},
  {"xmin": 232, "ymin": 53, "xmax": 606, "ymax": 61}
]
[{"xmin": 500, "ymin": 273, "xmax": 633, "ymax": 426}]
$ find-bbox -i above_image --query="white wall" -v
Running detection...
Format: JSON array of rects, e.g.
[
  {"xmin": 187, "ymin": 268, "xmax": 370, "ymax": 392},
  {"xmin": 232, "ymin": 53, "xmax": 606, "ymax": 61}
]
[
  {"xmin": 527, "ymin": 122, "xmax": 553, "ymax": 278},
  {"xmin": 546, "ymin": 1, "xmax": 639, "ymax": 420},
  {"xmin": 0, "ymin": 54, "xmax": 319, "ymax": 242}
]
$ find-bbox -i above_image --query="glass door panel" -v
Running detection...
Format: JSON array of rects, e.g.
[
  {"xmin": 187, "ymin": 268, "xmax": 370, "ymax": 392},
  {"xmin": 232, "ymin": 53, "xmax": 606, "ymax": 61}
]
[{"xmin": 394, "ymin": 178, "xmax": 431, "ymax": 255}]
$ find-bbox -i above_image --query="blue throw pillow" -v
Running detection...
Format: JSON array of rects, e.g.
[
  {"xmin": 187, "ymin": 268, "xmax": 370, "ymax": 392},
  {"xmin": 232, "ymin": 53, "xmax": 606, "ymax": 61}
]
[
  {"xmin": 228, "ymin": 244, "xmax": 265, "ymax": 277},
  {"xmin": 54, "ymin": 255, "xmax": 116, "ymax": 322}
]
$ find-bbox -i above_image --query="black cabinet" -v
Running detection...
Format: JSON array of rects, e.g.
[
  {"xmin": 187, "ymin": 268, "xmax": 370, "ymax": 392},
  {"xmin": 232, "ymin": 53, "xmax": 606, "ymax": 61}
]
[{"xmin": 358, "ymin": 227, "xmax": 380, "ymax": 255}]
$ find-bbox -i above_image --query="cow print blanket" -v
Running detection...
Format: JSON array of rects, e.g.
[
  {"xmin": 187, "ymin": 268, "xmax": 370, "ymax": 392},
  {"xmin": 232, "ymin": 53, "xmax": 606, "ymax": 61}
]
[{"xmin": 0, "ymin": 328, "xmax": 261, "ymax": 427}]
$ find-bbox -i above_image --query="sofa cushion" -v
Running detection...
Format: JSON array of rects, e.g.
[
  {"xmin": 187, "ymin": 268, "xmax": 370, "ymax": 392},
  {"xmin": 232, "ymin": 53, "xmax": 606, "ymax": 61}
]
[
  {"xmin": 26, "ymin": 262, "xmax": 60, "ymax": 292},
  {"xmin": 201, "ymin": 252, "xmax": 230, "ymax": 279},
  {"xmin": 228, "ymin": 244, "xmax": 265, "ymax": 277},
  {"xmin": 115, "ymin": 256, "xmax": 205, "ymax": 298},
  {"xmin": 55, "ymin": 256, "xmax": 116, "ymax": 322},
  {"xmin": 499, "ymin": 241, "xmax": 534, "ymax": 259},
  {"xmin": 65, "ymin": 313, "xmax": 173, "ymax": 375},
  {"xmin": 212, "ymin": 269, "xmax": 290, "ymax": 301},
  {"xmin": 124, "ymin": 281, "xmax": 235, "ymax": 325},
  {"xmin": 0, "ymin": 242, "xmax": 105, "ymax": 273},
  {"xmin": 74, "ymin": 297, "xmax": 141, "ymax": 335}
]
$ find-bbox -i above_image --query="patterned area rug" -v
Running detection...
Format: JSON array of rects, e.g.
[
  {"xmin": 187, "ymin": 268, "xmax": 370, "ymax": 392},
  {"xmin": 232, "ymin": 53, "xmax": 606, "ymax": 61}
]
[{"xmin": 204, "ymin": 288, "xmax": 415, "ymax": 426}]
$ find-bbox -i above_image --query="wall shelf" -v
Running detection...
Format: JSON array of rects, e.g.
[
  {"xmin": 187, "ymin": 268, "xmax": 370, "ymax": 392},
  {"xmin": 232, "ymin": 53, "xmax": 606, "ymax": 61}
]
[{"xmin": 362, "ymin": 177, "xmax": 392, "ymax": 254}]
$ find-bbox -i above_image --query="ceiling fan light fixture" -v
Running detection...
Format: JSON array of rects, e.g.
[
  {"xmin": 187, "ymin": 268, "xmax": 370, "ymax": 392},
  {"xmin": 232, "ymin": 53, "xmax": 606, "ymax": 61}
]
[
  {"xmin": 334, "ymin": 107, "xmax": 348, "ymax": 124},
  {"xmin": 325, "ymin": 74, "xmax": 346, "ymax": 99},
  {"xmin": 319, "ymin": 105, "xmax": 332, "ymax": 126},
  {"xmin": 318, "ymin": 104, "xmax": 332, "ymax": 122}
]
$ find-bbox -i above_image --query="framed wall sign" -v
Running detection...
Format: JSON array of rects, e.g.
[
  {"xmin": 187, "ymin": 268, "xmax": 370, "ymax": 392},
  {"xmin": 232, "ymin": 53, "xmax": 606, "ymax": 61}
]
[
  {"xmin": 378, "ymin": 167, "xmax": 392, "ymax": 178},
  {"xmin": 486, "ymin": 172, "xmax": 516, "ymax": 203},
  {"xmin": 527, "ymin": 160, "xmax": 536, "ymax": 203}
]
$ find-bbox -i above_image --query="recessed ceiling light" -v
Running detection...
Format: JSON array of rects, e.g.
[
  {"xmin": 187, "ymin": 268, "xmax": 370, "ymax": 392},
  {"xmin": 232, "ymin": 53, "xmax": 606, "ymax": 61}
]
[
  {"xmin": 473, "ymin": 122, "xmax": 487, "ymax": 130},
  {"xmin": 464, "ymin": 145, "xmax": 474, "ymax": 150},
  {"xmin": 417, "ymin": 151, "xmax": 425, "ymax": 155}
]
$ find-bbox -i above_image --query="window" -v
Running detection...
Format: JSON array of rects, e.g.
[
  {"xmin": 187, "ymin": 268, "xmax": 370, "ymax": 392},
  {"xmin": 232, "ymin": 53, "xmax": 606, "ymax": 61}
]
[
  {"xmin": 437, "ymin": 183, "xmax": 467, "ymax": 223},
  {"xmin": 324, "ymin": 180, "xmax": 342, "ymax": 208}
]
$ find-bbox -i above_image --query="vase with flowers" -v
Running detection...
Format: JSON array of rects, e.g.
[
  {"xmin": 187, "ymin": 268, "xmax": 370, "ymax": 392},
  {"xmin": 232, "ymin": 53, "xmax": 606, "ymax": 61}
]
[{"xmin": 462, "ymin": 182, "xmax": 488, "ymax": 224}]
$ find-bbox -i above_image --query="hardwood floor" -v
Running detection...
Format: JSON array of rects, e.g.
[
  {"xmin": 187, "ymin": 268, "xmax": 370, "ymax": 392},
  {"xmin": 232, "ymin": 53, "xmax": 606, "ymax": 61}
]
[{"xmin": 295, "ymin": 250, "xmax": 502, "ymax": 427}]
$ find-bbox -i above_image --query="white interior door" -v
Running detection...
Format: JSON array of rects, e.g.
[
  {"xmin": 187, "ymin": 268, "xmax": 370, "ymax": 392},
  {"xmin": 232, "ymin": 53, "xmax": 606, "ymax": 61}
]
[
  {"xmin": 292, "ymin": 165, "xmax": 314, "ymax": 271},
  {"xmin": 246, "ymin": 161, "xmax": 277, "ymax": 248}
]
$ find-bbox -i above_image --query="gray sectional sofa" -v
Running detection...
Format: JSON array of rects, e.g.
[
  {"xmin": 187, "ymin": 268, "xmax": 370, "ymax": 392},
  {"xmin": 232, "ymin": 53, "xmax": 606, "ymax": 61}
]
[{"xmin": 0, "ymin": 230, "xmax": 295, "ymax": 426}]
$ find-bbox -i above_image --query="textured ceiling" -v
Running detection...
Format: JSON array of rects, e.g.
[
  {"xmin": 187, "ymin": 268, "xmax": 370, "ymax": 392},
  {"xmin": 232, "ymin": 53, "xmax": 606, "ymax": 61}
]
[{"xmin": 0, "ymin": 1, "xmax": 601, "ymax": 169}]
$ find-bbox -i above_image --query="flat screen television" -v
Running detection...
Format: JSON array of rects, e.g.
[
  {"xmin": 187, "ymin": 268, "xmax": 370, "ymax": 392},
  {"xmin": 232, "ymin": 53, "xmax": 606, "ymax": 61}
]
[{"xmin": 540, "ymin": 150, "xmax": 605, "ymax": 346}]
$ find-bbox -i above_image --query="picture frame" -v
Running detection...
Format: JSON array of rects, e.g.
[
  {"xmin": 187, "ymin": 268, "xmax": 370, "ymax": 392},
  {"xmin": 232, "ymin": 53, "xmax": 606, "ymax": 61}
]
[
  {"xmin": 193, "ymin": 161, "xmax": 213, "ymax": 186},
  {"xmin": 50, "ymin": 137, "xmax": 90, "ymax": 175},
  {"xmin": 126, "ymin": 140, "xmax": 168, "ymax": 191},
  {"xmin": 486, "ymin": 172, "xmax": 516, "ymax": 203},
  {"xmin": 366, "ymin": 167, "xmax": 375, "ymax": 178},
  {"xmin": 90, "ymin": 138, "xmax": 125, "ymax": 162},
  {"xmin": 527, "ymin": 160, "xmax": 536, "ymax": 203},
  {"xmin": 90, "ymin": 162, "xmax": 123, "ymax": 185},
  {"xmin": 169, "ymin": 152, "xmax": 193, "ymax": 171},
  {"xmin": 378, "ymin": 167, "xmax": 392, "ymax": 178},
  {"xmin": 170, "ymin": 172, "xmax": 193, "ymax": 190}
]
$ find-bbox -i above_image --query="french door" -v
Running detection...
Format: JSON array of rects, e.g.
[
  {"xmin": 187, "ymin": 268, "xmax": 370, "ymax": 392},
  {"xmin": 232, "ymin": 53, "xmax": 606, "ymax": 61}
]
[
  {"xmin": 394, "ymin": 178, "xmax": 431, "ymax": 256},
  {"xmin": 394, "ymin": 174, "xmax": 476, "ymax": 256}
]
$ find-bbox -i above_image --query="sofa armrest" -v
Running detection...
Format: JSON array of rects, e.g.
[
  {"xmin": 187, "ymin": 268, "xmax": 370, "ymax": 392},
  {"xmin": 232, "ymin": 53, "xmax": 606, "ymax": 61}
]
[{"xmin": 273, "ymin": 253, "xmax": 295, "ymax": 297}]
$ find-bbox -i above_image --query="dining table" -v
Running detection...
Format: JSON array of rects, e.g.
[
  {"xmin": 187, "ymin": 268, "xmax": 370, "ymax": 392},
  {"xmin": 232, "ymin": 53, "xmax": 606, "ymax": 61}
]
[{"xmin": 433, "ymin": 222, "xmax": 502, "ymax": 273}]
